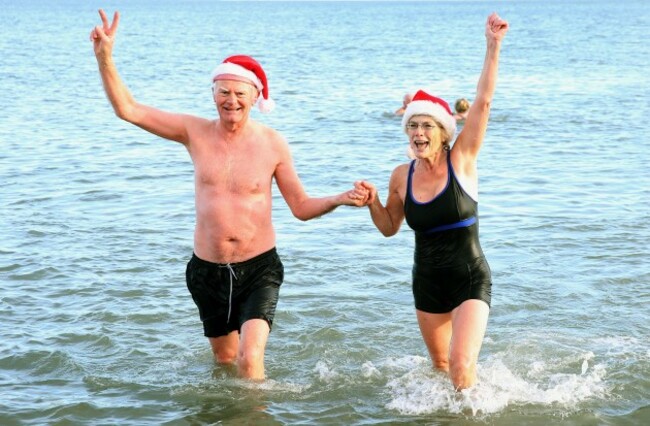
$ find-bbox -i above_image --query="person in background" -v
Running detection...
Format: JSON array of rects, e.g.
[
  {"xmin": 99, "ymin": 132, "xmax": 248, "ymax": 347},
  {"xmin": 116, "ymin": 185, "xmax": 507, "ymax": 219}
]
[
  {"xmin": 356, "ymin": 12, "xmax": 508, "ymax": 390},
  {"xmin": 90, "ymin": 9, "xmax": 368, "ymax": 380},
  {"xmin": 395, "ymin": 93, "xmax": 413, "ymax": 116},
  {"xmin": 453, "ymin": 98, "xmax": 471, "ymax": 122}
]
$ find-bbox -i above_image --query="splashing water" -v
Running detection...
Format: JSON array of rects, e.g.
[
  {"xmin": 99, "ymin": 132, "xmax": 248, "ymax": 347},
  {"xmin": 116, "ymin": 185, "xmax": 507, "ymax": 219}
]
[{"xmin": 382, "ymin": 352, "xmax": 608, "ymax": 417}]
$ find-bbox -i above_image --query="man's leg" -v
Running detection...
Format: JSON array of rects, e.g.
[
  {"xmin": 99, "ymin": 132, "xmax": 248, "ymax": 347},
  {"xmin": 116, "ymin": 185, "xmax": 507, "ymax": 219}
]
[
  {"xmin": 237, "ymin": 319, "xmax": 270, "ymax": 380},
  {"xmin": 209, "ymin": 331, "xmax": 239, "ymax": 364}
]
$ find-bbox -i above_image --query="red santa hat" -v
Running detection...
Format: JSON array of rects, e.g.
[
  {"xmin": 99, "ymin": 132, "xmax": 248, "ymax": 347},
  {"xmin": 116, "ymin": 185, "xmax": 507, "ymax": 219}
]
[
  {"xmin": 401, "ymin": 90, "xmax": 456, "ymax": 138},
  {"xmin": 210, "ymin": 55, "xmax": 275, "ymax": 113}
]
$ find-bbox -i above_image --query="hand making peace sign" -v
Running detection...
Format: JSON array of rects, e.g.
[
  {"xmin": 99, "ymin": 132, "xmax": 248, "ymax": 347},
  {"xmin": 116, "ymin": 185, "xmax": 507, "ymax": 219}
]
[{"xmin": 89, "ymin": 9, "xmax": 120, "ymax": 58}]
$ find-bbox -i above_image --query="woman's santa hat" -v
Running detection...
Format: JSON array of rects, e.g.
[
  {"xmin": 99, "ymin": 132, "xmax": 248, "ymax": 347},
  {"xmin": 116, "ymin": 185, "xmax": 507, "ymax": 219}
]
[
  {"xmin": 401, "ymin": 90, "xmax": 456, "ymax": 138},
  {"xmin": 211, "ymin": 55, "xmax": 275, "ymax": 113}
]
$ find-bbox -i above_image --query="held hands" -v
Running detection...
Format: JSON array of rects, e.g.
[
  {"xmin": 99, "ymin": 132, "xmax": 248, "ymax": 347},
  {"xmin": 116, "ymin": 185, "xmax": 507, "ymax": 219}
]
[
  {"xmin": 485, "ymin": 12, "xmax": 509, "ymax": 43},
  {"xmin": 352, "ymin": 180, "xmax": 377, "ymax": 207},
  {"xmin": 341, "ymin": 180, "xmax": 377, "ymax": 207},
  {"xmin": 90, "ymin": 9, "xmax": 120, "ymax": 57},
  {"xmin": 343, "ymin": 182, "xmax": 370, "ymax": 207}
]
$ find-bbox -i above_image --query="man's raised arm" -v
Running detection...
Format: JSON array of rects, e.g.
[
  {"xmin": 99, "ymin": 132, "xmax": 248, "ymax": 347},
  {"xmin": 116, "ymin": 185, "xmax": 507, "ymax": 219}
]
[{"xmin": 90, "ymin": 9, "xmax": 196, "ymax": 145}]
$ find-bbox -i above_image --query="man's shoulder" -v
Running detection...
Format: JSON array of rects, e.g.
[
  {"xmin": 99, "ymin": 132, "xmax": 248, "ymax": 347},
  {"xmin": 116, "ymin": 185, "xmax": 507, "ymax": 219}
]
[
  {"xmin": 184, "ymin": 113, "xmax": 214, "ymax": 125},
  {"xmin": 184, "ymin": 115, "xmax": 216, "ymax": 136},
  {"xmin": 249, "ymin": 120, "xmax": 287, "ymax": 145},
  {"xmin": 251, "ymin": 120, "xmax": 282, "ymax": 135}
]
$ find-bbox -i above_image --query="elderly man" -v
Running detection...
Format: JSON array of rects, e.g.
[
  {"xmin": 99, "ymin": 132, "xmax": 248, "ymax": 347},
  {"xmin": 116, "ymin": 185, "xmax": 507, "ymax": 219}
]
[{"xmin": 90, "ymin": 9, "xmax": 367, "ymax": 380}]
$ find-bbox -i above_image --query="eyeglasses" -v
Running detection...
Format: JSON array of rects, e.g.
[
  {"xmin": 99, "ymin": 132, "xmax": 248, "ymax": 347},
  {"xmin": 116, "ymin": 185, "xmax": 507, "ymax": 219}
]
[{"xmin": 406, "ymin": 122, "xmax": 437, "ymax": 131}]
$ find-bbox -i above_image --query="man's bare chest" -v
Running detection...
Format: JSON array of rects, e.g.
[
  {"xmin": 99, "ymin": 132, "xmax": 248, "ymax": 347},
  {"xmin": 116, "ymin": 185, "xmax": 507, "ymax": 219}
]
[{"xmin": 194, "ymin": 151, "xmax": 275, "ymax": 195}]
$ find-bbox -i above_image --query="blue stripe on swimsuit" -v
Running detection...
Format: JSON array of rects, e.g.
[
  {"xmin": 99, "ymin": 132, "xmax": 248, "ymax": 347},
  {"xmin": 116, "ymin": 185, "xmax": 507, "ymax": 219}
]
[{"xmin": 423, "ymin": 216, "xmax": 476, "ymax": 234}]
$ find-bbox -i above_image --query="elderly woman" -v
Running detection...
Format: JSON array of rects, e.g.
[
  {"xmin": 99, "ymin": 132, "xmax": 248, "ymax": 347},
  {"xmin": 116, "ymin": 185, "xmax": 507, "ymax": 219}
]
[{"xmin": 358, "ymin": 13, "xmax": 508, "ymax": 390}]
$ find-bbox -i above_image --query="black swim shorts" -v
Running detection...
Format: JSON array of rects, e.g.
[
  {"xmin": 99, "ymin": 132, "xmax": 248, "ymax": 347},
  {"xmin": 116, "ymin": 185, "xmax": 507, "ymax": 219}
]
[
  {"xmin": 185, "ymin": 248, "xmax": 284, "ymax": 337},
  {"xmin": 412, "ymin": 256, "xmax": 492, "ymax": 313}
]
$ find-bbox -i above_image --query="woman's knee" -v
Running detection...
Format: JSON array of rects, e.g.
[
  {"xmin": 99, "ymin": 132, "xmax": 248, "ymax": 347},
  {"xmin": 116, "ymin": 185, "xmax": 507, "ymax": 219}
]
[
  {"xmin": 431, "ymin": 355, "xmax": 450, "ymax": 372},
  {"xmin": 448, "ymin": 352, "xmax": 476, "ymax": 389}
]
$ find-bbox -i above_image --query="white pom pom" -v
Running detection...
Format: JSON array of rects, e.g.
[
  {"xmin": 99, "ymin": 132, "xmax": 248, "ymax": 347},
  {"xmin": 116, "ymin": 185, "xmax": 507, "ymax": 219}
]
[{"xmin": 258, "ymin": 97, "xmax": 275, "ymax": 113}]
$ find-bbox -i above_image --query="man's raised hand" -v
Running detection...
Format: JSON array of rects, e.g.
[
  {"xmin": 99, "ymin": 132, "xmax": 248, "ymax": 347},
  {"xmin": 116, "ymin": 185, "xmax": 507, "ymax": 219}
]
[{"xmin": 90, "ymin": 9, "xmax": 120, "ymax": 57}]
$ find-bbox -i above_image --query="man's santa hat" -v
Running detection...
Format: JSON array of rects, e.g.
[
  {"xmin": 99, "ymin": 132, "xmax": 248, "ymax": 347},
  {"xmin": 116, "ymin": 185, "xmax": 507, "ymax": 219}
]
[
  {"xmin": 211, "ymin": 55, "xmax": 275, "ymax": 113},
  {"xmin": 401, "ymin": 90, "xmax": 456, "ymax": 138}
]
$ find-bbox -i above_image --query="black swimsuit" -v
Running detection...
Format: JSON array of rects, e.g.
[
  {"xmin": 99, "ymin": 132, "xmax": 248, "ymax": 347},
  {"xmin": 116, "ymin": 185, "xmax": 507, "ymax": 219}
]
[{"xmin": 404, "ymin": 153, "xmax": 491, "ymax": 313}]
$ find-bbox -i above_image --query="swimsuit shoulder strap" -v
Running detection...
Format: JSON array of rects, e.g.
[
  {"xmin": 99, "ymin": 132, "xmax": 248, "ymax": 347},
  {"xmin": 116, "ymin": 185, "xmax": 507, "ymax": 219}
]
[{"xmin": 406, "ymin": 160, "xmax": 416, "ymax": 199}]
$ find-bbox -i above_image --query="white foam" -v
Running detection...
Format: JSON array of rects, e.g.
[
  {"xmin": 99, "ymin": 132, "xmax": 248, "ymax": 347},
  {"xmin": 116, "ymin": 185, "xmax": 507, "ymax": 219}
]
[
  {"xmin": 381, "ymin": 352, "xmax": 609, "ymax": 417},
  {"xmin": 240, "ymin": 378, "xmax": 310, "ymax": 394},
  {"xmin": 314, "ymin": 360, "xmax": 342, "ymax": 383},
  {"xmin": 593, "ymin": 336, "xmax": 643, "ymax": 356},
  {"xmin": 361, "ymin": 361, "xmax": 381, "ymax": 379}
]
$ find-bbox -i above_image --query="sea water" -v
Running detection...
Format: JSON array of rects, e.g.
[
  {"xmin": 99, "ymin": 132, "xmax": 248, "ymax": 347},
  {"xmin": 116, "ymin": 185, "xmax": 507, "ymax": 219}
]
[{"xmin": 1, "ymin": 0, "xmax": 649, "ymax": 424}]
